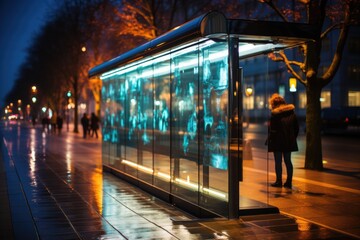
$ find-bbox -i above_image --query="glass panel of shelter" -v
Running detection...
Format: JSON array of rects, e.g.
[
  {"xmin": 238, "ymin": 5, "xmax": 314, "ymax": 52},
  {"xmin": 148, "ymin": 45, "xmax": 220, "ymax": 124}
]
[
  {"xmin": 198, "ymin": 40, "xmax": 229, "ymax": 215},
  {"xmin": 123, "ymin": 68, "xmax": 140, "ymax": 177},
  {"xmin": 101, "ymin": 79, "xmax": 116, "ymax": 168},
  {"xmin": 135, "ymin": 62, "xmax": 154, "ymax": 183},
  {"xmin": 170, "ymin": 43, "xmax": 200, "ymax": 204},
  {"xmin": 153, "ymin": 54, "xmax": 171, "ymax": 192}
]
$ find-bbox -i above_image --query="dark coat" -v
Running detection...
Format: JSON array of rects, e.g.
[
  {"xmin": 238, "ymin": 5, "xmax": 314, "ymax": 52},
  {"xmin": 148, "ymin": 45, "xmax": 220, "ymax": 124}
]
[
  {"xmin": 268, "ymin": 104, "xmax": 299, "ymax": 152},
  {"xmin": 81, "ymin": 115, "xmax": 89, "ymax": 128},
  {"xmin": 90, "ymin": 114, "xmax": 99, "ymax": 130}
]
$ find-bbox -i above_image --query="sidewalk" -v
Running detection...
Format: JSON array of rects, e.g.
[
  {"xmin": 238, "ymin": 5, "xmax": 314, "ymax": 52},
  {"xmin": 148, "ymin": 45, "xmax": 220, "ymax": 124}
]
[
  {"xmin": 243, "ymin": 123, "xmax": 360, "ymax": 238},
  {"xmin": 1, "ymin": 121, "xmax": 359, "ymax": 239}
]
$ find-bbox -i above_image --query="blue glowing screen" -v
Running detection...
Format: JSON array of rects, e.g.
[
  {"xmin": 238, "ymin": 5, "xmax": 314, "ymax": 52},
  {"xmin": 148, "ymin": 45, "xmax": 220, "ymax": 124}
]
[{"xmin": 101, "ymin": 40, "xmax": 229, "ymax": 170}]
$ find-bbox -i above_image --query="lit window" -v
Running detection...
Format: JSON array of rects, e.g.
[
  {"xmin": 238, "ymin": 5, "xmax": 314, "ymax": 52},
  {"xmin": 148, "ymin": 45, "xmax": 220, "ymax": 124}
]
[
  {"xmin": 255, "ymin": 95, "xmax": 265, "ymax": 109},
  {"xmin": 298, "ymin": 92, "xmax": 306, "ymax": 109},
  {"xmin": 320, "ymin": 91, "xmax": 331, "ymax": 108},
  {"xmin": 244, "ymin": 95, "xmax": 254, "ymax": 109},
  {"xmin": 348, "ymin": 91, "xmax": 360, "ymax": 106}
]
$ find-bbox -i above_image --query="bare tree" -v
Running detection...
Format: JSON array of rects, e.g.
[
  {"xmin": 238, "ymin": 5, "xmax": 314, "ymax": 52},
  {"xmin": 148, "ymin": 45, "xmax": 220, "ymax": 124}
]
[
  {"xmin": 5, "ymin": 0, "xmax": 126, "ymax": 125},
  {"xmin": 261, "ymin": 0, "xmax": 359, "ymax": 170},
  {"xmin": 49, "ymin": 0, "xmax": 111, "ymax": 133},
  {"xmin": 114, "ymin": 0, "xmax": 214, "ymax": 40}
]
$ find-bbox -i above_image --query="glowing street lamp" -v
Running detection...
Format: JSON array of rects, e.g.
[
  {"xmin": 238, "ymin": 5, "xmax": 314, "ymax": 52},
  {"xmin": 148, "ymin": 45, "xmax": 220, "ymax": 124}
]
[
  {"xmin": 245, "ymin": 86, "xmax": 253, "ymax": 97},
  {"xmin": 31, "ymin": 86, "xmax": 38, "ymax": 103}
]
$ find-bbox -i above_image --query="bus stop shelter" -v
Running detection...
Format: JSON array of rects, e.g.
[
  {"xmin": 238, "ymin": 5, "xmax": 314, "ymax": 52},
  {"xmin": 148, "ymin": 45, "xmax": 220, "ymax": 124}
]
[{"xmin": 89, "ymin": 11, "xmax": 316, "ymax": 219}]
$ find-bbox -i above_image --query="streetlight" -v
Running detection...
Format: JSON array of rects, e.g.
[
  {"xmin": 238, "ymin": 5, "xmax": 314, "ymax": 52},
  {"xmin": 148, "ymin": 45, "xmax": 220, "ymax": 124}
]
[
  {"xmin": 244, "ymin": 86, "xmax": 254, "ymax": 128},
  {"xmin": 32, "ymin": 86, "xmax": 37, "ymax": 93},
  {"xmin": 26, "ymin": 104, "xmax": 30, "ymax": 117},
  {"xmin": 245, "ymin": 86, "xmax": 253, "ymax": 97},
  {"xmin": 31, "ymin": 86, "xmax": 38, "ymax": 103},
  {"xmin": 30, "ymin": 86, "xmax": 38, "ymax": 122}
]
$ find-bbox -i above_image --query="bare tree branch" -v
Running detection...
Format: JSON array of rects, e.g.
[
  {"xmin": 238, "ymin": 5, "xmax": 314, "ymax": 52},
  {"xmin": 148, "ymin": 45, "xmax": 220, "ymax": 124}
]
[
  {"xmin": 277, "ymin": 51, "xmax": 307, "ymax": 85},
  {"xmin": 321, "ymin": 2, "xmax": 351, "ymax": 86},
  {"xmin": 321, "ymin": 22, "xmax": 343, "ymax": 39},
  {"xmin": 259, "ymin": 0, "xmax": 288, "ymax": 22}
]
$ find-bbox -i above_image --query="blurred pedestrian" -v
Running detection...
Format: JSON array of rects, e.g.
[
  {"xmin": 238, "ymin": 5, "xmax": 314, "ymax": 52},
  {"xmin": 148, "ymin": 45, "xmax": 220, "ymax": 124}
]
[
  {"xmin": 90, "ymin": 112, "xmax": 100, "ymax": 138},
  {"xmin": 31, "ymin": 115, "xmax": 36, "ymax": 127},
  {"xmin": 42, "ymin": 116, "xmax": 50, "ymax": 133},
  {"xmin": 50, "ymin": 112, "xmax": 57, "ymax": 134},
  {"xmin": 66, "ymin": 112, "xmax": 70, "ymax": 132},
  {"xmin": 57, "ymin": 115, "xmax": 63, "ymax": 135},
  {"xmin": 81, "ymin": 113, "xmax": 90, "ymax": 139},
  {"xmin": 267, "ymin": 93, "xmax": 299, "ymax": 189}
]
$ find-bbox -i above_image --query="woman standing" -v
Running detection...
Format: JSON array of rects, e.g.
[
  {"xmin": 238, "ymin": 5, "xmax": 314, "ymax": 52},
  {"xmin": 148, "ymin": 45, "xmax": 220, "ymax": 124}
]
[{"xmin": 267, "ymin": 93, "xmax": 299, "ymax": 189}]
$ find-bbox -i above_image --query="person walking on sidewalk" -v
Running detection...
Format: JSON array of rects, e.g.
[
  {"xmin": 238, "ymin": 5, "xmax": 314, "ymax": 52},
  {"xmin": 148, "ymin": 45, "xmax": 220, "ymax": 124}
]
[
  {"xmin": 57, "ymin": 115, "xmax": 63, "ymax": 135},
  {"xmin": 81, "ymin": 113, "xmax": 90, "ymax": 139},
  {"xmin": 50, "ymin": 112, "xmax": 57, "ymax": 135},
  {"xmin": 90, "ymin": 112, "xmax": 100, "ymax": 138},
  {"xmin": 267, "ymin": 93, "xmax": 299, "ymax": 189}
]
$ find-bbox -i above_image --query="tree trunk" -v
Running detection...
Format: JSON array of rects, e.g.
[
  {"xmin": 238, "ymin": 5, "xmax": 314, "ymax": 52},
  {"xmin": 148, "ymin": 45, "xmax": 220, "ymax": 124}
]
[
  {"xmin": 89, "ymin": 78, "xmax": 102, "ymax": 117},
  {"xmin": 305, "ymin": 83, "xmax": 323, "ymax": 170}
]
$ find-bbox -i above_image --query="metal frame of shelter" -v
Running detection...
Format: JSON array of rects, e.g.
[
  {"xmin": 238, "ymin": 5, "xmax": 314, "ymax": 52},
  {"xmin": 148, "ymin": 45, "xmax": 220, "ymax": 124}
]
[{"xmin": 89, "ymin": 11, "xmax": 316, "ymax": 219}]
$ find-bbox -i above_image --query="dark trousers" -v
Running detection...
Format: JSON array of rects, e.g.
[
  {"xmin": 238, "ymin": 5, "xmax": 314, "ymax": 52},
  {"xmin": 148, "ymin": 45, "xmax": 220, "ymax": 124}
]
[
  {"xmin": 82, "ymin": 126, "xmax": 88, "ymax": 138},
  {"xmin": 273, "ymin": 151, "xmax": 293, "ymax": 183},
  {"xmin": 91, "ymin": 129, "xmax": 98, "ymax": 138}
]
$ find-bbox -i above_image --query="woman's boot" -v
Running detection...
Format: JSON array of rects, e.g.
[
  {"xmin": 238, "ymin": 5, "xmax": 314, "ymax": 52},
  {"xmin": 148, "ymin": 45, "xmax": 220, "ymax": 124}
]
[{"xmin": 271, "ymin": 179, "xmax": 282, "ymax": 187}]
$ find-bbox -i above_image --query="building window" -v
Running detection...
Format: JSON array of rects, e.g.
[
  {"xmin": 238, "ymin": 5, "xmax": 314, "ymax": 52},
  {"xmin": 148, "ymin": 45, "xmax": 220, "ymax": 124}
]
[
  {"xmin": 255, "ymin": 95, "xmax": 265, "ymax": 109},
  {"xmin": 299, "ymin": 92, "xmax": 306, "ymax": 109},
  {"xmin": 320, "ymin": 91, "xmax": 331, "ymax": 108},
  {"xmin": 349, "ymin": 91, "xmax": 360, "ymax": 106},
  {"xmin": 244, "ymin": 94, "xmax": 254, "ymax": 109}
]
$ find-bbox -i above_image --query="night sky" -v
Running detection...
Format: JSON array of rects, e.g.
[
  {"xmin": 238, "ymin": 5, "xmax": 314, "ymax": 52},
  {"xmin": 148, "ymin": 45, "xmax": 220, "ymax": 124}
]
[{"xmin": 0, "ymin": 0, "xmax": 51, "ymax": 108}]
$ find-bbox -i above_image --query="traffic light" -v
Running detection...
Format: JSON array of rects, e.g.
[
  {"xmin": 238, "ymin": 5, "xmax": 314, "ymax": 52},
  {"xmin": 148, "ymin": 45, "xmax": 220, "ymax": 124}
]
[
  {"xmin": 30, "ymin": 86, "xmax": 37, "ymax": 104},
  {"xmin": 66, "ymin": 91, "xmax": 72, "ymax": 98}
]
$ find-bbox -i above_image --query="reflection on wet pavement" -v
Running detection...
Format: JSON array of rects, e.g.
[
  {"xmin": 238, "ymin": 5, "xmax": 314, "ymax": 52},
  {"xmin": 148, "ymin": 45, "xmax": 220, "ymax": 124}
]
[{"xmin": 1, "ymin": 122, "xmax": 358, "ymax": 239}]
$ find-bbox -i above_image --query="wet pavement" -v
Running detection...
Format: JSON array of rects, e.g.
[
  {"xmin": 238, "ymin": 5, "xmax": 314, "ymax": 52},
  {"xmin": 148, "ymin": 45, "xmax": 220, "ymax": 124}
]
[{"xmin": 1, "ymin": 121, "xmax": 359, "ymax": 239}]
